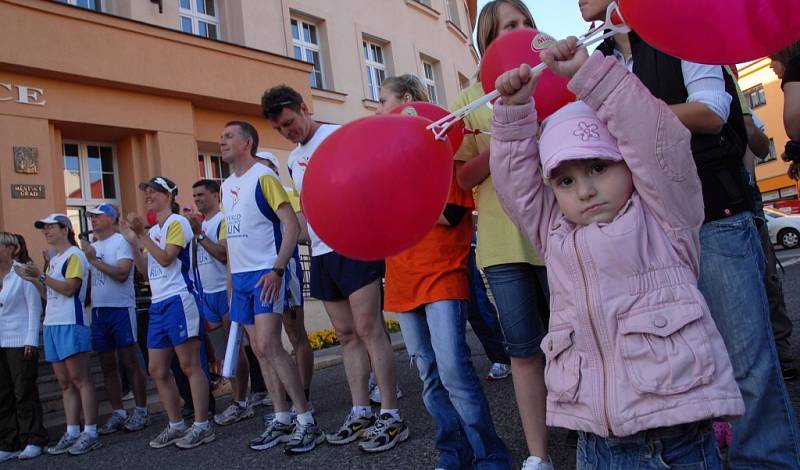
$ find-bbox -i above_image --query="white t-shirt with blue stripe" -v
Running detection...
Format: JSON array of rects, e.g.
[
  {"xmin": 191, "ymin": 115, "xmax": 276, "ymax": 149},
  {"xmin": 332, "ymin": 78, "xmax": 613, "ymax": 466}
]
[{"xmin": 147, "ymin": 214, "xmax": 195, "ymax": 303}]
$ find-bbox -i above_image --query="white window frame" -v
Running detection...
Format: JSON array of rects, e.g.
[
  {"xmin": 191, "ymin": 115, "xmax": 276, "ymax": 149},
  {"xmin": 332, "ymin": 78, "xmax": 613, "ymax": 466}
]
[
  {"xmin": 179, "ymin": 0, "xmax": 220, "ymax": 40},
  {"xmin": 458, "ymin": 72, "xmax": 471, "ymax": 91},
  {"xmin": 291, "ymin": 17, "xmax": 326, "ymax": 89},
  {"xmin": 745, "ymin": 84, "xmax": 767, "ymax": 109},
  {"xmin": 422, "ymin": 60, "xmax": 440, "ymax": 105},
  {"xmin": 63, "ymin": 141, "xmax": 121, "ymax": 234},
  {"xmin": 56, "ymin": 0, "xmax": 100, "ymax": 10},
  {"xmin": 198, "ymin": 153, "xmax": 230, "ymax": 183},
  {"xmin": 364, "ymin": 40, "xmax": 388, "ymax": 101},
  {"xmin": 446, "ymin": 0, "xmax": 461, "ymax": 30}
]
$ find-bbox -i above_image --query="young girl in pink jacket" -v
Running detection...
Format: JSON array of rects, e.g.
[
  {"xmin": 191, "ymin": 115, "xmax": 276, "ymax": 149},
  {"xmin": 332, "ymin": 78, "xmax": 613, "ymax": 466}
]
[{"xmin": 489, "ymin": 38, "xmax": 744, "ymax": 468}]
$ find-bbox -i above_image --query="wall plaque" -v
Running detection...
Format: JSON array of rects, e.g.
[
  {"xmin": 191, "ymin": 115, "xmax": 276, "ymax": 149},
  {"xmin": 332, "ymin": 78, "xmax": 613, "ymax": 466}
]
[
  {"xmin": 10, "ymin": 184, "xmax": 45, "ymax": 199},
  {"xmin": 13, "ymin": 146, "xmax": 39, "ymax": 174}
]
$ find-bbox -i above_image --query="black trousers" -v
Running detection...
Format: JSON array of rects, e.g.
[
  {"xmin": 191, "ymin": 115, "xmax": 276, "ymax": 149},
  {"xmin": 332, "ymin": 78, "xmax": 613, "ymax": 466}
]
[{"xmin": 0, "ymin": 347, "xmax": 48, "ymax": 451}]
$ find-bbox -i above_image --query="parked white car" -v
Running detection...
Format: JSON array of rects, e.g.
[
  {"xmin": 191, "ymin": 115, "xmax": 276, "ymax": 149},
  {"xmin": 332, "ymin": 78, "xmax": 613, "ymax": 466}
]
[{"xmin": 765, "ymin": 207, "xmax": 800, "ymax": 249}]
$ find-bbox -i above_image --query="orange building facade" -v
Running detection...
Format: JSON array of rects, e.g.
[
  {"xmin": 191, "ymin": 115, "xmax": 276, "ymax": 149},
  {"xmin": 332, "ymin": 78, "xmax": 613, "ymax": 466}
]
[
  {"xmin": 1, "ymin": 0, "xmax": 478, "ymax": 259},
  {"xmin": 1, "ymin": 0, "xmax": 314, "ymax": 256},
  {"xmin": 737, "ymin": 58, "xmax": 799, "ymax": 203}
]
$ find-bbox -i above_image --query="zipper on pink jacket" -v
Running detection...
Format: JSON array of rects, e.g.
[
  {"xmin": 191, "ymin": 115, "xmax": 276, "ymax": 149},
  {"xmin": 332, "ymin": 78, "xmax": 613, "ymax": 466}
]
[{"xmin": 572, "ymin": 230, "xmax": 612, "ymax": 434}]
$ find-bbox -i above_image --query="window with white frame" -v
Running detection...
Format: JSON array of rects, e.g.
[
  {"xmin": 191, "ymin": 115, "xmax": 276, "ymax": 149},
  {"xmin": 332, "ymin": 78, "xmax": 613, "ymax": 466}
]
[
  {"xmin": 744, "ymin": 84, "xmax": 767, "ymax": 109},
  {"xmin": 422, "ymin": 60, "xmax": 440, "ymax": 105},
  {"xmin": 291, "ymin": 18, "xmax": 326, "ymax": 89},
  {"xmin": 179, "ymin": 0, "xmax": 219, "ymax": 40},
  {"xmin": 458, "ymin": 73, "xmax": 471, "ymax": 91},
  {"xmin": 55, "ymin": 0, "xmax": 100, "ymax": 11},
  {"xmin": 446, "ymin": 0, "xmax": 461, "ymax": 30},
  {"xmin": 63, "ymin": 142, "xmax": 120, "ymax": 234},
  {"xmin": 197, "ymin": 154, "xmax": 230, "ymax": 183},
  {"xmin": 364, "ymin": 41, "xmax": 387, "ymax": 101}
]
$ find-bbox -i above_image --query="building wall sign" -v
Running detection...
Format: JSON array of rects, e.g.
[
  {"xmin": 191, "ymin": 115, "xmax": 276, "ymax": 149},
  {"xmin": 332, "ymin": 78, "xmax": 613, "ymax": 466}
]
[
  {"xmin": 0, "ymin": 83, "xmax": 46, "ymax": 106},
  {"xmin": 13, "ymin": 146, "xmax": 39, "ymax": 174},
  {"xmin": 10, "ymin": 184, "xmax": 45, "ymax": 199}
]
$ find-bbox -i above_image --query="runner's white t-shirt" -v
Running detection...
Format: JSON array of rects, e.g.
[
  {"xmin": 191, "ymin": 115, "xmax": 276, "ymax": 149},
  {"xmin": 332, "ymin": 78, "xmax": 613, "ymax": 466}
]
[
  {"xmin": 287, "ymin": 124, "xmax": 340, "ymax": 257},
  {"xmin": 44, "ymin": 246, "xmax": 89, "ymax": 326},
  {"xmin": 221, "ymin": 164, "xmax": 291, "ymax": 274},
  {"xmin": 90, "ymin": 233, "xmax": 135, "ymax": 308},
  {"xmin": 196, "ymin": 211, "xmax": 227, "ymax": 293},
  {"xmin": 147, "ymin": 214, "xmax": 195, "ymax": 303}
]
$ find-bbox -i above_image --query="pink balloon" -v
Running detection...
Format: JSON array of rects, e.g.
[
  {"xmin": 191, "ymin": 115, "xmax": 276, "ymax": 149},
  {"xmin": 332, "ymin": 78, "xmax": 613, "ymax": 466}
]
[
  {"xmin": 619, "ymin": 0, "xmax": 800, "ymax": 65},
  {"xmin": 480, "ymin": 28, "xmax": 575, "ymax": 122}
]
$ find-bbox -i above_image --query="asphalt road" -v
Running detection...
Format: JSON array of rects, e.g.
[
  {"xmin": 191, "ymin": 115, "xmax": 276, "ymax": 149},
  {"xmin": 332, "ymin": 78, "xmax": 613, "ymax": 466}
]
[{"xmin": 9, "ymin": 262, "xmax": 800, "ymax": 470}]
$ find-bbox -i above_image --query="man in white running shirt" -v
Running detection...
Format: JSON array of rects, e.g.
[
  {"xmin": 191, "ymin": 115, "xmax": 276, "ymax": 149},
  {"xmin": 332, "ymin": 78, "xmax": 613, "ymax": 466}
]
[
  {"xmin": 82, "ymin": 204, "xmax": 150, "ymax": 435},
  {"xmin": 220, "ymin": 121, "xmax": 323, "ymax": 454},
  {"xmin": 189, "ymin": 180, "xmax": 254, "ymax": 427},
  {"xmin": 261, "ymin": 86, "xmax": 408, "ymax": 453}
]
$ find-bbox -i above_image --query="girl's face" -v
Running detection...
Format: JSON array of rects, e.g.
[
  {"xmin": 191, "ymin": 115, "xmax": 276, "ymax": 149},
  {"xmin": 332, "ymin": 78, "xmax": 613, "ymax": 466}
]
[
  {"xmin": 549, "ymin": 158, "xmax": 634, "ymax": 226},
  {"xmin": 0, "ymin": 243, "xmax": 16, "ymax": 264},
  {"xmin": 143, "ymin": 186, "xmax": 170, "ymax": 212},
  {"xmin": 376, "ymin": 88, "xmax": 411, "ymax": 115},
  {"xmin": 494, "ymin": 2, "xmax": 534, "ymax": 41},
  {"xmin": 771, "ymin": 60, "xmax": 785, "ymax": 80},
  {"xmin": 578, "ymin": 0, "xmax": 612, "ymax": 22},
  {"xmin": 41, "ymin": 223, "xmax": 67, "ymax": 246}
]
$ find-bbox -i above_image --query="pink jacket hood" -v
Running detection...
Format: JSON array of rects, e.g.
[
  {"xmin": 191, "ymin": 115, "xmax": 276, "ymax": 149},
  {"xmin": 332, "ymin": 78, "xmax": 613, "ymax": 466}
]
[{"xmin": 489, "ymin": 52, "xmax": 744, "ymax": 437}]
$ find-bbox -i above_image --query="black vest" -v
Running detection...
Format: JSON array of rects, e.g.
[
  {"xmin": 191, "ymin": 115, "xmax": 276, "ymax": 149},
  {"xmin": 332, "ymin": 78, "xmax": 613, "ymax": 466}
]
[{"xmin": 597, "ymin": 34, "xmax": 752, "ymax": 222}]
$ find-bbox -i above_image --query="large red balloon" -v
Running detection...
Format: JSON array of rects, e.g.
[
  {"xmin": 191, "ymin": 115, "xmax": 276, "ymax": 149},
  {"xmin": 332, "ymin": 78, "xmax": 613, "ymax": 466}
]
[
  {"xmin": 390, "ymin": 101, "xmax": 465, "ymax": 155},
  {"xmin": 619, "ymin": 0, "xmax": 800, "ymax": 65},
  {"xmin": 301, "ymin": 114, "xmax": 453, "ymax": 260},
  {"xmin": 480, "ymin": 28, "xmax": 575, "ymax": 122}
]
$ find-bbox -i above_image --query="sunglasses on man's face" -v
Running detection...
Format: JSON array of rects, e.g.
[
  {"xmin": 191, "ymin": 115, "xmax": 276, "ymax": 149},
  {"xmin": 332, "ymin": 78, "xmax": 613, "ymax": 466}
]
[{"xmin": 268, "ymin": 100, "xmax": 296, "ymax": 114}]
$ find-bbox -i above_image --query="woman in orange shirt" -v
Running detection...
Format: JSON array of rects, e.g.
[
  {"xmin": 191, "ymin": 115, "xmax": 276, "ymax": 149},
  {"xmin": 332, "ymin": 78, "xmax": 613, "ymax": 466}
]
[{"xmin": 377, "ymin": 74, "xmax": 510, "ymax": 469}]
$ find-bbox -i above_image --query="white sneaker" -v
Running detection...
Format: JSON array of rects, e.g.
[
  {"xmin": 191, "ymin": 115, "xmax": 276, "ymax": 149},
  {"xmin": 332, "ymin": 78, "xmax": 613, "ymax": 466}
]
[
  {"xmin": 369, "ymin": 383, "xmax": 404, "ymax": 405},
  {"xmin": 17, "ymin": 445, "xmax": 41, "ymax": 460},
  {"xmin": 0, "ymin": 450, "xmax": 19, "ymax": 462},
  {"xmin": 521, "ymin": 455, "xmax": 554, "ymax": 470},
  {"xmin": 487, "ymin": 363, "xmax": 511, "ymax": 380}
]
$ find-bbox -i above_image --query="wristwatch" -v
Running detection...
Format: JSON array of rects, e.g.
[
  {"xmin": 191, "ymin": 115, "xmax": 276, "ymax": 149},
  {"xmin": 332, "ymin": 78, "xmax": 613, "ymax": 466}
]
[
  {"xmin": 273, "ymin": 267, "xmax": 285, "ymax": 277},
  {"xmin": 37, "ymin": 274, "xmax": 46, "ymax": 283},
  {"xmin": 197, "ymin": 234, "xmax": 206, "ymax": 242}
]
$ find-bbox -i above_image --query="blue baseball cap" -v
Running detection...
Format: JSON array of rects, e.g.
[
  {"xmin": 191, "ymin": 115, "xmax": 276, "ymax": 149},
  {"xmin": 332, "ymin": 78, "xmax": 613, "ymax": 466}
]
[{"xmin": 86, "ymin": 204, "xmax": 117, "ymax": 219}]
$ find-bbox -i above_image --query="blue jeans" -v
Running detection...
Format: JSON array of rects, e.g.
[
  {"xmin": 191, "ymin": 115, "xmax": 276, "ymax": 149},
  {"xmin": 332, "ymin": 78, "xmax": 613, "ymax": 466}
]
[
  {"xmin": 577, "ymin": 421, "xmax": 721, "ymax": 469},
  {"xmin": 483, "ymin": 263, "xmax": 549, "ymax": 358},
  {"xmin": 697, "ymin": 211, "xmax": 800, "ymax": 468},
  {"xmin": 399, "ymin": 300, "xmax": 511, "ymax": 470},
  {"xmin": 467, "ymin": 245, "xmax": 510, "ymax": 365}
]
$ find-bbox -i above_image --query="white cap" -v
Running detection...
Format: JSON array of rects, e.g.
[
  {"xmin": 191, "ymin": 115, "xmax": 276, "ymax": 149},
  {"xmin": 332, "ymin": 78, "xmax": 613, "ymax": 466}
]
[
  {"xmin": 34, "ymin": 213, "xmax": 73, "ymax": 230},
  {"xmin": 255, "ymin": 151, "xmax": 280, "ymax": 173}
]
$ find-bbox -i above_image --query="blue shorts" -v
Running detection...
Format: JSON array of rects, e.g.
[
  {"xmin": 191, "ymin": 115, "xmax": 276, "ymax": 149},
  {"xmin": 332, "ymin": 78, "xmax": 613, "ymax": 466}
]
[
  {"xmin": 230, "ymin": 269, "xmax": 286, "ymax": 325},
  {"xmin": 483, "ymin": 263, "xmax": 550, "ymax": 358},
  {"xmin": 200, "ymin": 290, "xmax": 229, "ymax": 324},
  {"xmin": 286, "ymin": 257, "xmax": 304, "ymax": 309},
  {"xmin": 44, "ymin": 324, "xmax": 92, "ymax": 362},
  {"xmin": 147, "ymin": 292, "xmax": 201, "ymax": 349},
  {"xmin": 91, "ymin": 307, "xmax": 137, "ymax": 353},
  {"xmin": 310, "ymin": 251, "xmax": 384, "ymax": 301}
]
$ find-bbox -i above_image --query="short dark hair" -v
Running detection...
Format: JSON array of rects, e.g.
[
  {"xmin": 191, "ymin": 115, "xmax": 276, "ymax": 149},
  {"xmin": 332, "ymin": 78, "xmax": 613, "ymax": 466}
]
[
  {"xmin": 261, "ymin": 85, "xmax": 304, "ymax": 121},
  {"xmin": 192, "ymin": 179, "xmax": 220, "ymax": 193},
  {"xmin": 225, "ymin": 121, "xmax": 259, "ymax": 157},
  {"xmin": 770, "ymin": 40, "xmax": 800, "ymax": 67}
]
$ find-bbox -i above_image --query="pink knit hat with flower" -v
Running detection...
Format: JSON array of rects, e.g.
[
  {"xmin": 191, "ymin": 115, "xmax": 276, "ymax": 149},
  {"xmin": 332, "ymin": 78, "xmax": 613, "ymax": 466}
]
[{"xmin": 539, "ymin": 101, "xmax": 622, "ymax": 179}]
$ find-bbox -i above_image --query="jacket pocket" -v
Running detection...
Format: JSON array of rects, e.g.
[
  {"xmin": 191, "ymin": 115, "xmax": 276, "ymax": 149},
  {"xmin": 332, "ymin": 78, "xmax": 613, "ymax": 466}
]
[
  {"xmin": 542, "ymin": 323, "xmax": 582, "ymax": 404},
  {"xmin": 618, "ymin": 303, "xmax": 715, "ymax": 395}
]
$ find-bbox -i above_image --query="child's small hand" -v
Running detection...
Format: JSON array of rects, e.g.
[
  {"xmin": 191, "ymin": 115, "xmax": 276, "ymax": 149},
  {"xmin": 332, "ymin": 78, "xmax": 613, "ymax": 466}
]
[
  {"xmin": 540, "ymin": 36, "xmax": 589, "ymax": 79},
  {"xmin": 495, "ymin": 64, "xmax": 540, "ymax": 106}
]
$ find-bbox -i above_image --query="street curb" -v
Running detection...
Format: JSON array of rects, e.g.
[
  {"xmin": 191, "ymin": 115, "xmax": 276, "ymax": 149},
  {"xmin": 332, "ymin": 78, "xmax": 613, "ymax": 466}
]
[{"xmin": 312, "ymin": 334, "xmax": 407, "ymax": 371}]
